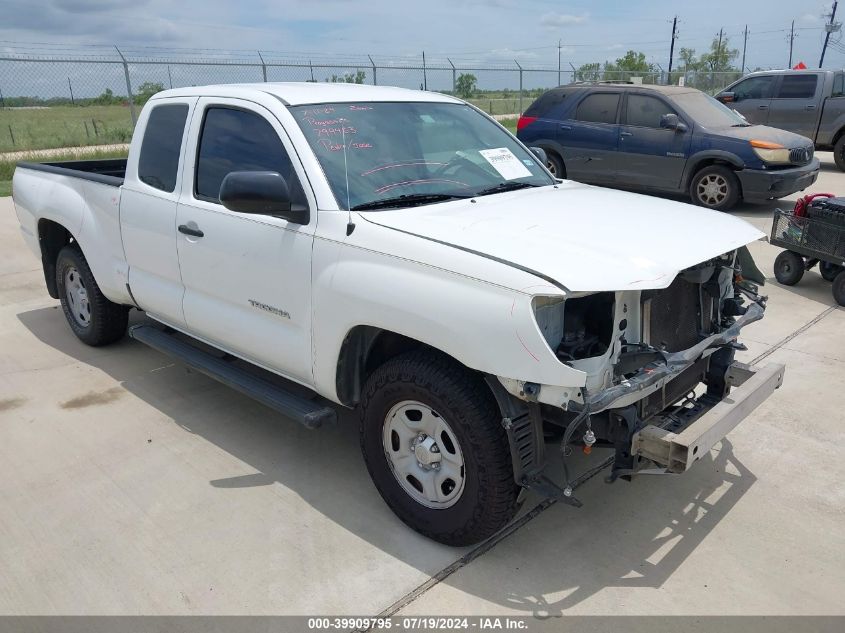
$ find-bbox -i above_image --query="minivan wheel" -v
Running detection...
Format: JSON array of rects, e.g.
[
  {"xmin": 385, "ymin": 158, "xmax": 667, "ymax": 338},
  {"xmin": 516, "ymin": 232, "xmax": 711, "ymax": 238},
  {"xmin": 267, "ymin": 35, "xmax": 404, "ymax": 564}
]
[
  {"xmin": 360, "ymin": 350, "xmax": 519, "ymax": 546},
  {"xmin": 56, "ymin": 244, "xmax": 129, "ymax": 346},
  {"xmin": 690, "ymin": 165, "xmax": 740, "ymax": 211},
  {"xmin": 546, "ymin": 152, "xmax": 565, "ymax": 179},
  {"xmin": 834, "ymin": 137, "xmax": 845, "ymax": 171}
]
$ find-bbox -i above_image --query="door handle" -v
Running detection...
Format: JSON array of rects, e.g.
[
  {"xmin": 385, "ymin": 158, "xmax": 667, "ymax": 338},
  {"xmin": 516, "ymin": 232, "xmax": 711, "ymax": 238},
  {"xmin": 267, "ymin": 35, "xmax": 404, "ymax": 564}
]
[
  {"xmin": 620, "ymin": 131, "xmax": 633, "ymax": 138},
  {"xmin": 806, "ymin": 105, "xmax": 817, "ymax": 110},
  {"xmin": 560, "ymin": 124, "xmax": 572, "ymax": 130},
  {"xmin": 758, "ymin": 105, "xmax": 769, "ymax": 110},
  {"xmin": 178, "ymin": 224, "xmax": 204, "ymax": 238}
]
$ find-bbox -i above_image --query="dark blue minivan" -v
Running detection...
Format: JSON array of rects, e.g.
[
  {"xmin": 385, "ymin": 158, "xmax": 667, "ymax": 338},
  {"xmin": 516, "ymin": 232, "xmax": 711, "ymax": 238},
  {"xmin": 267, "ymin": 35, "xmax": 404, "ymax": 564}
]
[{"xmin": 516, "ymin": 84, "xmax": 820, "ymax": 210}]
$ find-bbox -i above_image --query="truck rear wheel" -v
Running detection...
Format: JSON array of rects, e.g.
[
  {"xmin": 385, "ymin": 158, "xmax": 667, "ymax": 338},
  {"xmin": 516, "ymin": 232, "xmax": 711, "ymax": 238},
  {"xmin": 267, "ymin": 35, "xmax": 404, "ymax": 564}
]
[
  {"xmin": 360, "ymin": 350, "xmax": 519, "ymax": 546},
  {"xmin": 56, "ymin": 245, "xmax": 129, "ymax": 346},
  {"xmin": 833, "ymin": 270, "xmax": 845, "ymax": 306},
  {"xmin": 834, "ymin": 137, "xmax": 845, "ymax": 172}
]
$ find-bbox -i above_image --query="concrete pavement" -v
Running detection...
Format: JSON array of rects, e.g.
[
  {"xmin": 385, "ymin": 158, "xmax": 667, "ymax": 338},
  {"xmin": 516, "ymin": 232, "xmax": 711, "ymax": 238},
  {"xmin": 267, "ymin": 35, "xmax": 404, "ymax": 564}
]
[{"xmin": 0, "ymin": 156, "xmax": 843, "ymax": 616}]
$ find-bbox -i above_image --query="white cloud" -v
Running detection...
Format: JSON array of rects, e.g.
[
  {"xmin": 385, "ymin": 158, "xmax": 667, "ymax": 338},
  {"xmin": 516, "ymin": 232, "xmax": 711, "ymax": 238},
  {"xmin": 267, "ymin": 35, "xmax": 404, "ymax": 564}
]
[{"xmin": 540, "ymin": 12, "xmax": 589, "ymax": 29}]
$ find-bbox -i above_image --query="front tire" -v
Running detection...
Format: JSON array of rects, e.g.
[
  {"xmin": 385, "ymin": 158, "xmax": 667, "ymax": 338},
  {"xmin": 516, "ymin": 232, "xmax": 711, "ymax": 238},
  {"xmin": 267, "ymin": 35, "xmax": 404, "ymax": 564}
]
[
  {"xmin": 774, "ymin": 250, "xmax": 805, "ymax": 286},
  {"xmin": 689, "ymin": 165, "xmax": 740, "ymax": 211},
  {"xmin": 360, "ymin": 351, "xmax": 519, "ymax": 546},
  {"xmin": 834, "ymin": 137, "xmax": 845, "ymax": 171},
  {"xmin": 56, "ymin": 244, "xmax": 129, "ymax": 346},
  {"xmin": 546, "ymin": 152, "xmax": 565, "ymax": 179}
]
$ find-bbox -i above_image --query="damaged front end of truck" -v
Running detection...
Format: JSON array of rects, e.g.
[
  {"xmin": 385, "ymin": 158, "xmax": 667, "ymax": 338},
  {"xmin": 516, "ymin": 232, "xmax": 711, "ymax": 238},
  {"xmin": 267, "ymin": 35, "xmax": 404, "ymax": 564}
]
[{"xmin": 492, "ymin": 247, "xmax": 785, "ymax": 506}]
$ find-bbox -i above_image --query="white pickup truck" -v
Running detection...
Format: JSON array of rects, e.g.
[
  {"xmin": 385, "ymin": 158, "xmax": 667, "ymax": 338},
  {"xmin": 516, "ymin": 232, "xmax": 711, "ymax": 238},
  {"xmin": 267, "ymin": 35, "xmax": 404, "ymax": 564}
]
[{"xmin": 13, "ymin": 83, "xmax": 784, "ymax": 545}]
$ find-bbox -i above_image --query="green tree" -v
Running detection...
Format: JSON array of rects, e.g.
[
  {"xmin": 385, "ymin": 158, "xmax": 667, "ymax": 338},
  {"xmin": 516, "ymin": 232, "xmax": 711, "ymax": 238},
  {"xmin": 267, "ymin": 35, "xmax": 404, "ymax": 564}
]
[
  {"xmin": 328, "ymin": 71, "xmax": 366, "ymax": 84},
  {"xmin": 700, "ymin": 35, "xmax": 739, "ymax": 72},
  {"xmin": 610, "ymin": 50, "xmax": 654, "ymax": 73},
  {"xmin": 678, "ymin": 47, "xmax": 701, "ymax": 72},
  {"xmin": 134, "ymin": 82, "xmax": 165, "ymax": 105},
  {"xmin": 455, "ymin": 73, "xmax": 477, "ymax": 99}
]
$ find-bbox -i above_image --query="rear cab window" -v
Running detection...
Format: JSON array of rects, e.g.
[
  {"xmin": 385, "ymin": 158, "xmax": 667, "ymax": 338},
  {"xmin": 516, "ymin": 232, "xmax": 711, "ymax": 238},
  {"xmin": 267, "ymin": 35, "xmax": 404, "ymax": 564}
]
[
  {"xmin": 833, "ymin": 73, "xmax": 845, "ymax": 98},
  {"xmin": 775, "ymin": 74, "xmax": 819, "ymax": 99},
  {"xmin": 194, "ymin": 106, "xmax": 306, "ymax": 206},
  {"xmin": 574, "ymin": 92, "xmax": 620, "ymax": 124},
  {"xmin": 138, "ymin": 103, "xmax": 189, "ymax": 192}
]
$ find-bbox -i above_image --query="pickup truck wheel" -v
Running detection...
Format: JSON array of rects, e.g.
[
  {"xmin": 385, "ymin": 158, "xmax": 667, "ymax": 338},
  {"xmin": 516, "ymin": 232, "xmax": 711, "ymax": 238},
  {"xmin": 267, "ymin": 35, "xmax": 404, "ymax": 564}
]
[
  {"xmin": 360, "ymin": 351, "xmax": 519, "ymax": 546},
  {"xmin": 833, "ymin": 270, "xmax": 845, "ymax": 306},
  {"xmin": 834, "ymin": 137, "xmax": 845, "ymax": 171},
  {"xmin": 56, "ymin": 245, "xmax": 129, "ymax": 346},
  {"xmin": 689, "ymin": 165, "xmax": 740, "ymax": 211},
  {"xmin": 774, "ymin": 250, "xmax": 805, "ymax": 286}
]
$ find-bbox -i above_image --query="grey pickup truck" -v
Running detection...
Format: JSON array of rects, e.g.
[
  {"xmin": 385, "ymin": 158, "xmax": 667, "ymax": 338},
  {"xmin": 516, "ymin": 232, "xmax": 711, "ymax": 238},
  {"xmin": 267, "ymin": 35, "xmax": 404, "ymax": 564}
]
[{"xmin": 716, "ymin": 69, "xmax": 845, "ymax": 169}]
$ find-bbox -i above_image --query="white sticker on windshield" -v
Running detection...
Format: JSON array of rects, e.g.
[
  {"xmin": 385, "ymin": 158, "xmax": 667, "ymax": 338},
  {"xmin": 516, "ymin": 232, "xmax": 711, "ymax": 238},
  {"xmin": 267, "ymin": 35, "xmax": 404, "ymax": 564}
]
[{"xmin": 479, "ymin": 148, "xmax": 533, "ymax": 180}]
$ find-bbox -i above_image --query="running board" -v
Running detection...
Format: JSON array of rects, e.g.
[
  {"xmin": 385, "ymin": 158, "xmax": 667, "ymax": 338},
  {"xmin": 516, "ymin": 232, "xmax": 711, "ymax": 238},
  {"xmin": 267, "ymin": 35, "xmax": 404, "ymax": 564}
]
[{"xmin": 128, "ymin": 325, "xmax": 336, "ymax": 429}]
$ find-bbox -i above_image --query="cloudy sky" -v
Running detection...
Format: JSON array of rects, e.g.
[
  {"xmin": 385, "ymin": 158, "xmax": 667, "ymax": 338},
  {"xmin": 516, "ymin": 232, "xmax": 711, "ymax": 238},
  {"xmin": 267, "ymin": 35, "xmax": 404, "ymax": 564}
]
[{"xmin": 0, "ymin": 0, "xmax": 840, "ymax": 69}]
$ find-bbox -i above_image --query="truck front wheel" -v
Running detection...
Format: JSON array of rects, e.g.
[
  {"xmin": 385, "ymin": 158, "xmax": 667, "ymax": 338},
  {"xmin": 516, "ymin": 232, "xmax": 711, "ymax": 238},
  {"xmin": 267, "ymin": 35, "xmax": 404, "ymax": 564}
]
[
  {"xmin": 360, "ymin": 351, "xmax": 519, "ymax": 546},
  {"xmin": 56, "ymin": 245, "xmax": 129, "ymax": 346}
]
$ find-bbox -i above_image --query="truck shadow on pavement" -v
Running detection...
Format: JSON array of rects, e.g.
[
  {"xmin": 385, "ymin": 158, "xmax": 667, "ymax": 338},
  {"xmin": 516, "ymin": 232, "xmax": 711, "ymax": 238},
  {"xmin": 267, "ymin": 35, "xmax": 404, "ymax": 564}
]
[{"xmin": 17, "ymin": 306, "xmax": 757, "ymax": 615}]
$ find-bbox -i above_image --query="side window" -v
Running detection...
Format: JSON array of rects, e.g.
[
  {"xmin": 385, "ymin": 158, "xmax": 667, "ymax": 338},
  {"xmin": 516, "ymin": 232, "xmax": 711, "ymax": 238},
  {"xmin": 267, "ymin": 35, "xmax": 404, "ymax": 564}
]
[
  {"xmin": 626, "ymin": 94, "xmax": 676, "ymax": 128},
  {"xmin": 138, "ymin": 104, "xmax": 189, "ymax": 192},
  {"xmin": 574, "ymin": 93, "xmax": 620, "ymax": 124},
  {"xmin": 523, "ymin": 90, "xmax": 568, "ymax": 119},
  {"xmin": 776, "ymin": 74, "xmax": 819, "ymax": 99},
  {"xmin": 733, "ymin": 76, "xmax": 775, "ymax": 101},
  {"xmin": 195, "ymin": 106, "xmax": 305, "ymax": 205},
  {"xmin": 833, "ymin": 73, "xmax": 845, "ymax": 98}
]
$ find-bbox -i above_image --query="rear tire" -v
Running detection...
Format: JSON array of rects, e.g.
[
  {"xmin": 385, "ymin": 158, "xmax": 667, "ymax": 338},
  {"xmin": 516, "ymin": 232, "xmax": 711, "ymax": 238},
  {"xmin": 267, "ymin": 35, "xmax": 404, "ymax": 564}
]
[
  {"xmin": 820, "ymin": 261, "xmax": 843, "ymax": 282},
  {"xmin": 360, "ymin": 350, "xmax": 519, "ymax": 546},
  {"xmin": 833, "ymin": 270, "xmax": 845, "ymax": 306},
  {"xmin": 689, "ymin": 165, "xmax": 741, "ymax": 211},
  {"xmin": 834, "ymin": 137, "xmax": 845, "ymax": 172},
  {"xmin": 56, "ymin": 244, "xmax": 129, "ymax": 346},
  {"xmin": 774, "ymin": 250, "xmax": 805, "ymax": 286},
  {"xmin": 546, "ymin": 152, "xmax": 565, "ymax": 179}
]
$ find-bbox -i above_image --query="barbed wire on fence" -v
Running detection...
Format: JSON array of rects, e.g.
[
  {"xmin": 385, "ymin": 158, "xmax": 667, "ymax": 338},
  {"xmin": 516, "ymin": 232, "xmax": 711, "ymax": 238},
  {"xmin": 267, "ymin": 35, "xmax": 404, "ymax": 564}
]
[{"xmin": 0, "ymin": 43, "xmax": 750, "ymax": 153}]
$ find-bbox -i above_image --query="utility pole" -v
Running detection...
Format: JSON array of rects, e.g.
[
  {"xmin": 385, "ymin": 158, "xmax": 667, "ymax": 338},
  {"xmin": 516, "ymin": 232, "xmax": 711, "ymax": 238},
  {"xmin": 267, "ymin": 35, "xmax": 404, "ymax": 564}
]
[
  {"xmin": 668, "ymin": 16, "xmax": 678, "ymax": 78},
  {"xmin": 788, "ymin": 21, "xmax": 796, "ymax": 68},
  {"xmin": 820, "ymin": 1, "xmax": 840, "ymax": 68},
  {"xmin": 557, "ymin": 39, "xmax": 562, "ymax": 86},
  {"xmin": 741, "ymin": 25, "xmax": 748, "ymax": 73}
]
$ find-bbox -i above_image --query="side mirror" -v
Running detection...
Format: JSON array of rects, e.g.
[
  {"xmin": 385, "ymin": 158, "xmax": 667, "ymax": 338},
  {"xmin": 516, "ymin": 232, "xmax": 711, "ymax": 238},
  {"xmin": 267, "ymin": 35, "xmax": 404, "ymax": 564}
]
[
  {"xmin": 219, "ymin": 171, "xmax": 309, "ymax": 225},
  {"xmin": 529, "ymin": 147, "xmax": 548, "ymax": 164},
  {"xmin": 660, "ymin": 113, "xmax": 687, "ymax": 132},
  {"xmin": 716, "ymin": 91, "xmax": 735, "ymax": 103}
]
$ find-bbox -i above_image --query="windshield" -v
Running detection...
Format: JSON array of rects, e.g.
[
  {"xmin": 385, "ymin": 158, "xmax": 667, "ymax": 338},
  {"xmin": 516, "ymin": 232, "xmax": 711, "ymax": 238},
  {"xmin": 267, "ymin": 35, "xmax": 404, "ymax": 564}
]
[
  {"xmin": 672, "ymin": 92, "xmax": 749, "ymax": 128},
  {"xmin": 290, "ymin": 101, "xmax": 554, "ymax": 210}
]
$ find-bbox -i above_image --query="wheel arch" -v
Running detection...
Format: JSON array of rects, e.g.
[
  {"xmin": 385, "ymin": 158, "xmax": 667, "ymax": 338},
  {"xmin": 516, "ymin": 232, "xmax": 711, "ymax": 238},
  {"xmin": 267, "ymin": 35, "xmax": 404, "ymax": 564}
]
[
  {"xmin": 37, "ymin": 218, "xmax": 76, "ymax": 299},
  {"xmin": 682, "ymin": 151, "xmax": 744, "ymax": 189}
]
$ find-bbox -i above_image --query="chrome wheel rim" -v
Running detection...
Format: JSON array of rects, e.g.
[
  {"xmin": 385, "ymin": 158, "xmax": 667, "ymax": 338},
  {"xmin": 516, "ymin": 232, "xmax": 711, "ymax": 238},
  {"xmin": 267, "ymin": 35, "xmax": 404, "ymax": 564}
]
[
  {"xmin": 382, "ymin": 400, "xmax": 466, "ymax": 509},
  {"xmin": 546, "ymin": 160, "xmax": 557, "ymax": 176},
  {"xmin": 64, "ymin": 266, "xmax": 91, "ymax": 327},
  {"xmin": 696, "ymin": 174, "xmax": 729, "ymax": 206}
]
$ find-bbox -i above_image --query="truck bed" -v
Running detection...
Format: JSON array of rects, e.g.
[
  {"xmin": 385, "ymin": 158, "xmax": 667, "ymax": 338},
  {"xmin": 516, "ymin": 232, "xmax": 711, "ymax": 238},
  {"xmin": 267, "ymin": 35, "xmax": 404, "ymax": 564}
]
[{"xmin": 16, "ymin": 158, "xmax": 127, "ymax": 187}]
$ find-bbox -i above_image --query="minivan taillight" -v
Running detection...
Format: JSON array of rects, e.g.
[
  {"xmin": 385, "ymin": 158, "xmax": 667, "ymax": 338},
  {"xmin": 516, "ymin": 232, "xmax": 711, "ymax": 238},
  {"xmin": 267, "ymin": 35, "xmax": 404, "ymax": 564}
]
[{"xmin": 516, "ymin": 115, "xmax": 537, "ymax": 131}]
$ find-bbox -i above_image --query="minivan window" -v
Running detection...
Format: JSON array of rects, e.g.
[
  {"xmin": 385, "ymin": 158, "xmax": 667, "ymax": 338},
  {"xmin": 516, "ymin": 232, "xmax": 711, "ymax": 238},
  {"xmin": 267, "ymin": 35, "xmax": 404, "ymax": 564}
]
[
  {"xmin": 732, "ymin": 75, "xmax": 775, "ymax": 101},
  {"xmin": 138, "ymin": 104, "xmax": 189, "ymax": 192},
  {"xmin": 625, "ymin": 94, "xmax": 675, "ymax": 128},
  {"xmin": 574, "ymin": 93, "xmax": 619, "ymax": 124},
  {"xmin": 776, "ymin": 74, "xmax": 819, "ymax": 99},
  {"xmin": 195, "ymin": 106, "xmax": 305, "ymax": 204},
  {"xmin": 524, "ymin": 90, "xmax": 568, "ymax": 118}
]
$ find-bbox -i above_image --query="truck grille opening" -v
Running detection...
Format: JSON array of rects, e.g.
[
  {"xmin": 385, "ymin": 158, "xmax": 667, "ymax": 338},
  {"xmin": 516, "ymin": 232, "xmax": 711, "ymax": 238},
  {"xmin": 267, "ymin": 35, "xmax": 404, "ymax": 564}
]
[{"xmin": 643, "ymin": 276, "xmax": 714, "ymax": 353}]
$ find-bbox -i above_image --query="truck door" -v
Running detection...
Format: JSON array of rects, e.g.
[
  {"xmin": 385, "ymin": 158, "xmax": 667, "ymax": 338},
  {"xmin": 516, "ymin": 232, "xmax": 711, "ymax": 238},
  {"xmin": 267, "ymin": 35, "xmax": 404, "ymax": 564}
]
[
  {"xmin": 558, "ymin": 91, "xmax": 621, "ymax": 183},
  {"xmin": 120, "ymin": 97, "xmax": 197, "ymax": 328},
  {"xmin": 766, "ymin": 73, "xmax": 822, "ymax": 138},
  {"xmin": 616, "ymin": 92, "xmax": 691, "ymax": 190},
  {"xmin": 724, "ymin": 75, "xmax": 776, "ymax": 125},
  {"xmin": 175, "ymin": 98, "xmax": 316, "ymax": 386}
]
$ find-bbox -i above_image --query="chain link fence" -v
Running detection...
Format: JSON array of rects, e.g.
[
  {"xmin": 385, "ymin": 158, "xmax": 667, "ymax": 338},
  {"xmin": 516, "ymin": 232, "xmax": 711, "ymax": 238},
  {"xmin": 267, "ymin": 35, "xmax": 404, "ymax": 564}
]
[{"xmin": 0, "ymin": 48, "xmax": 747, "ymax": 153}]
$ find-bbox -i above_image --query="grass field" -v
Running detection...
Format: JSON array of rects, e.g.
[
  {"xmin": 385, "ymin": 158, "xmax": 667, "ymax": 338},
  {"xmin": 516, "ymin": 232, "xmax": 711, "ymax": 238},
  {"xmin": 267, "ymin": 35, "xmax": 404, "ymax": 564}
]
[
  {"xmin": 0, "ymin": 148, "xmax": 130, "ymax": 197},
  {"xmin": 0, "ymin": 105, "xmax": 135, "ymax": 153}
]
